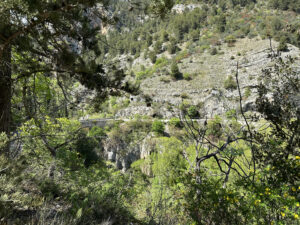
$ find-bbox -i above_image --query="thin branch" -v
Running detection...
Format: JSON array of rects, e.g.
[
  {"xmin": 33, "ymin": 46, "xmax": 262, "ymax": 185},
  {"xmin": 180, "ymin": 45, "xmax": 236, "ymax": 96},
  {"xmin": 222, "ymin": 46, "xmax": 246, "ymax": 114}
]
[{"xmin": 235, "ymin": 61, "xmax": 256, "ymax": 181}]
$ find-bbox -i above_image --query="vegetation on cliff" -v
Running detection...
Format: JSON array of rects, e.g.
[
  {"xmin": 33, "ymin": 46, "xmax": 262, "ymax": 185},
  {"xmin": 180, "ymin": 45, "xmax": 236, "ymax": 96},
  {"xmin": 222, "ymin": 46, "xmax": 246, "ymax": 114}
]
[{"xmin": 0, "ymin": 0, "xmax": 299, "ymax": 224}]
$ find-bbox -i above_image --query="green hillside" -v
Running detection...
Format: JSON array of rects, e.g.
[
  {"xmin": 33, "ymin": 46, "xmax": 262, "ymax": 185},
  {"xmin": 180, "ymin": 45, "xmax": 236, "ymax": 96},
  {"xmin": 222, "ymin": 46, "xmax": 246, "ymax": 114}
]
[{"xmin": 0, "ymin": 1, "xmax": 299, "ymax": 224}]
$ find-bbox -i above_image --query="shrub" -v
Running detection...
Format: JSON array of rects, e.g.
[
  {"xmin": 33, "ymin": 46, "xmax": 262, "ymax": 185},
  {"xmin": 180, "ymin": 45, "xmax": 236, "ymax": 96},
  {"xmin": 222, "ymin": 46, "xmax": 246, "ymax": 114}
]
[
  {"xmin": 224, "ymin": 75, "xmax": 237, "ymax": 90},
  {"xmin": 225, "ymin": 35, "xmax": 236, "ymax": 47},
  {"xmin": 161, "ymin": 31, "xmax": 169, "ymax": 42},
  {"xmin": 167, "ymin": 42, "xmax": 177, "ymax": 54},
  {"xmin": 155, "ymin": 57, "xmax": 168, "ymax": 66},
  {"xmin": 181, "ymin": 92, "xmax": 189, "ymax": 99},
  {"xmin": 89, "ymin": 126, "xmax": 106, "ymax": 142},
  {"xmin": 183, "ymin": 73, "xmax": 191, "ymax": 80},
  {"xmin": 170, "ymin": 62, "xmax": 181, "ymax": 80},
  {"xmin": 154, "ymin": 41, "xmax": 162, "ymax": 54},
  {"xmin": 210, "ymin": 47, "xmax": 218, "ymax": 55},
  {"xmin": 207, "ymin": 116, "xmax": 223, "ymax": 138},
  {"xmin": 225, "ymin": 109, "xmax": 237, "ymax": 120},
  {"xmin": 152, "ymin": 120, "xmax": 165, "ymax": 135},
  {"xmin": 160, "ymin": 76, "xmax": 171, "ymax": 83},
  {"xmin": 149, "ymin": 51, "xmax": 157, "ymax": 63},
  {"xmin": 75, "ymin": 131, "xmax": 99, "ymax": 167},
  {"xmin": 0, "ymin": 132, "xmax": 8, "ymax": 151},
  {"xmin": 169, "ymin": 117, "xmax": 182, "ymax": 128},
  {"xmin": 278, "ymin": 36, "xmax": 288, "ymax": 52},
  {"xmin": 244, "ymin": 87, "xmax": 251, "ymax": 98},
  {"xmin": 187, "ymin": 106, "xmax": 199, "ymax": 119}
]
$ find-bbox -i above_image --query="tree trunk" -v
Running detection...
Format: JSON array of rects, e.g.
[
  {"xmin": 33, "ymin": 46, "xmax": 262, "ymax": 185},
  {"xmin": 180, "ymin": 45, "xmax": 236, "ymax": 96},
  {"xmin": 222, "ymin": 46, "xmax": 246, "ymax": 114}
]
[{"xmin": 0, "ymin": 34, "xmax": 12, "ymax": 154}]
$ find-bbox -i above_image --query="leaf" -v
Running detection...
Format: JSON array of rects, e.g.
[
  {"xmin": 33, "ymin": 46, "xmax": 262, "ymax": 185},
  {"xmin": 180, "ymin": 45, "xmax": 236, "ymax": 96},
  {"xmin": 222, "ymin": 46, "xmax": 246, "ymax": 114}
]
[{"xmin": 76, "ymin": 208, "xmax": 83, "ymax": 219}]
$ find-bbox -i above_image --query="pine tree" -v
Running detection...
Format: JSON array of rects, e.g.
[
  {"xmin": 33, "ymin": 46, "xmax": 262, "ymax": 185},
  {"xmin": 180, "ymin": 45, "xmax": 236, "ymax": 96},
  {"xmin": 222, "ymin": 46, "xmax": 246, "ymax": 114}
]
[{"xmin": 170, "ymin": 62, "xmax": 181, "ymax": 79}]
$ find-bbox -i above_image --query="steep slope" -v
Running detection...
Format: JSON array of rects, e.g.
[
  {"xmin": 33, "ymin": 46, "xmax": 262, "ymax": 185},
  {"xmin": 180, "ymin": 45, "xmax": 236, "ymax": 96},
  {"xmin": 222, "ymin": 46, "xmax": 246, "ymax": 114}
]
[{"xmin": 116, "ymin": 37, "xmax": 300, "ymax": 118}]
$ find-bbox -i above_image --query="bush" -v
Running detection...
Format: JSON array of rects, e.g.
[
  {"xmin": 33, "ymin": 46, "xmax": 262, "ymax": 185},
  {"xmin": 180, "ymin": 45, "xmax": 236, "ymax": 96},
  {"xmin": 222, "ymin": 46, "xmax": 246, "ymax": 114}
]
[
  {"xmin": 225, "ymin": 35, "xmax": 236, "ymax": 47},
  {"xmin": 244, "ymin": 87, "xmax": 251, "ymax": 98},
  {"xmin": 167, "ymin": 42, "xmax": 177, "ymax": 54},
  {"xmin": 75, "ymin": 131, "xmax": 99, "ymax": 167},
  {"xmin": 160, "ymin": 76, "xmax": 171, "ymax": 83},
  {"xmin": 210, "ymin": 47, "xmax": 218, "ymax": 55},
  {"xmin": 149, "ymin": 51, "xmax": 157, "ymax": 63},
  {"xmin": 181, "ymin": 92, "xmax": 189, "ymax": 99},
  {"xmin": 187, "ymin": 106, "xmax": 199, "ymax": 119},
  {"xmin": 224, "ymin": 75, "xmax": 237, "ymax": 90},
  {"xmin": 154, "ymin": 41, "xmax": 162, "ymax": 54},
  {"xmin": 89, "ymin": 126, "xmax": 106, "ymax": 142},
  {"xmin": 225, "ymin": 109, "xmax": 237, "ymax": 120},
  {"xmin": 169, "ymin": 117, "xmax": 182, "ymax": 128},
  {"xmin": 207, "ymin": 116, "xmax": 223, "ymax": 138},
  {"xmin": 170, "ymin": 62, "xmax": 181, "ymax": 80},
  {"xmin": 278, "ymin": 36, "xmax": 288, "ymax": 52},
  {"xmin": 152, "ymin": 120, "xmax": 165, "ymax": 135},
  {"xmin": 183, "ymin": 73, "xmax": 191, "ymax": 80},
  {"xmin": 155, "ymin": 57, "xmax": 168, "ymax": 66}
]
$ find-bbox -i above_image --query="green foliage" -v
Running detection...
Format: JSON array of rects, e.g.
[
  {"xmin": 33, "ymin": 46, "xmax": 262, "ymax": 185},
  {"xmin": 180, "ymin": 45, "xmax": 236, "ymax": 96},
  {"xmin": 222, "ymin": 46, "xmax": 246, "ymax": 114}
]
[
  {"xmin": 152, "ymin": 120, "xmax": 165, "ymax": 135},
  {"xmin": 278, "ymin": 36, "xmax": 289, "ymax": 52},
  {"xmin": 3, "ymin": 2, "xmax": 300, "ymax": 224},
  {"xmin": 224, "ymin": 75, "xmax": 237, "ymax": 90},
  {"xmin": 167, "ymin": 41, "xmax": 178, "ymax": 54},
  {"xmin": 244, "ymin": 86, "xmax": 251, "ymax": 98},
  {"xmin": 135, "ymin": 57, "xmax": 168, "ymax": 81},
  {"xmin": 0, "ymin": 117, "xmax": 138, "ymax": 224},
  {"xmin": 170, "ymin": 61, "xmax": 181, "ymax": 80},
  {"xmin": 225, "ymin": 35, "xmax": 237, "ymax": 47},
  {"xmin": 181, "ymin": 92, "xmax": 190, "ymax": 99},
  {"xmin": 269, "ymin": 0, "xmax": 300, "ymax": 12},
  {"xmin": 207, "ymin": 116, "xmax": 223, "ymax": 138},
  {"xmin": 210, "ymin": 47, "xmax": 218, "ymax": 55},
  {"xmin": 183, "ymin": 72, "xmax": 192, "ymax": 80},
  {"xmin": 0, "ymin": 132, "xmax": 8, "ymax": 151},
  {"xmin": 226, "ymin": 109, "xmax": 237, "ymax": 120},
  {"xmin": 154, "ymin": 40, "xmax": 163, "ymax": 54},
  {"xmin": 161, "ymin": 31, "xmax": 169, "ymax": 42},
  {"xmin": 255, "ymin": 56, "xmax": 300, "ymax": 187},
  {"xmin": 89, "ymin": 126, "xmax": 106, "ymax": 142},
  {"xmin": 149, "ymin": 51, "xmax": 157, "ymax": 63},
  {"xmin": 187, "ymin": 106, "xmax": 199, "ymax": 119},
  {"xmin": 155, "ymin": 56, "xmax": 168, "ymax": 66},
  {"xmin": 169, "ymin": 117, "xmax": 182, "ymax": 128},
  {"xmin": 74, "ymin": 131, "xmax": 99, "ymax": 167}
]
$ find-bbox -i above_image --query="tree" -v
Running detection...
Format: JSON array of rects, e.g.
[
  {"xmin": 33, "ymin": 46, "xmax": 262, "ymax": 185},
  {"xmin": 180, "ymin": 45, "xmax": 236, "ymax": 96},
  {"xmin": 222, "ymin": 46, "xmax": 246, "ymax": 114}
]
[
  {"xmin": 255, "ymin": 56, "xmax": 299, "ymax": 186},
  {"xmin": 167, "ymin": 37, "xmax": 178, "ymax": 54},
  {"xmin": 149, "ymin": 51, "xmax": 157, "ymax": 63},
  {"xmin": 224, "ymin": 75, "xmax": 237, "ymax": 90},
  {"xmin": 170, "ymin": 61, "xmax": 181, "ymax": 79},
  {"xmin": 177, "ymin": 57, "xmax": 299, "ymax": 224},
  {"xmin": 278, "ymin": 36, "xmax": 288, "ymax": 52},
  {"xmin": 0, "ymin": 0, "xmax": 174, "ymax": 154},
  {"xmin": 152, "ymin": 120, "xmax": 165, "ymax": 135},
  {"xmin": 154, "ymin": 40, "xmax": 163, "ymax": 54}
]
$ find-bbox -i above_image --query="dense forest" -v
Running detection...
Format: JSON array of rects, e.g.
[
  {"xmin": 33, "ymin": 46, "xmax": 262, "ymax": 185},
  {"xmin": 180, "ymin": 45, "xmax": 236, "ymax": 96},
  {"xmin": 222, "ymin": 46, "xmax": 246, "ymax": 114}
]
[{"xmin": 0, "ymin": 0, "xmax": 299, "ymax": 224}]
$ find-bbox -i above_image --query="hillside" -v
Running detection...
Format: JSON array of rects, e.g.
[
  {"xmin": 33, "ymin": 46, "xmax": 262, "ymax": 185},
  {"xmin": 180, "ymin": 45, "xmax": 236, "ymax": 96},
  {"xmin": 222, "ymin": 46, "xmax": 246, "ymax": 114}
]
[
  {"xmin": 1, "ymin": 1, "xmax": 299, "ymax": 224},
  {"xmin": 89, "ymin": 0, "xmax": 300, "ymax": 120},
  {"xmin": 114, "ymin": 37, "xmax": 300, "ymax": 118}
]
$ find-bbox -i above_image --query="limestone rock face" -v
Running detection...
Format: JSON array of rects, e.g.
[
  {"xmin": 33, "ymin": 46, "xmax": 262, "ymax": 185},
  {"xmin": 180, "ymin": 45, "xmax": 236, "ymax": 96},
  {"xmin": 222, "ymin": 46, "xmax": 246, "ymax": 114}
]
[
  {"xmin": 126, "ymin": 38, "xmax": 300, "ymax": 119},
  {"xmin": 116, "ymin": 106, "xmax": 153, "ymax": 118},
  {"xmin": 140, "ymin": 134, "xmax": 157, "ymax": 159},
  {"xmin": 103, "ymin": 137, "xmax": 137, "ymax": 171},
  {"xmin": 103, "ymin": 133, "xmax": 158, "ymax": 171}
]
